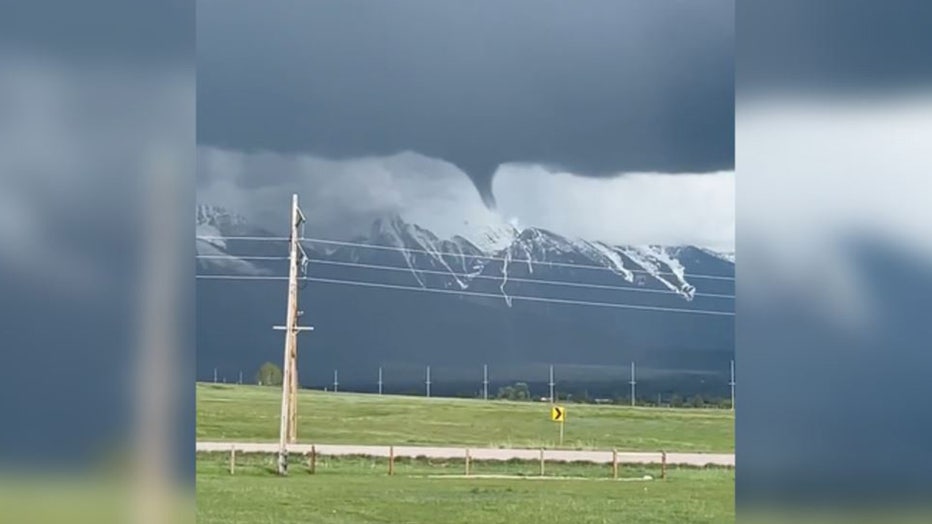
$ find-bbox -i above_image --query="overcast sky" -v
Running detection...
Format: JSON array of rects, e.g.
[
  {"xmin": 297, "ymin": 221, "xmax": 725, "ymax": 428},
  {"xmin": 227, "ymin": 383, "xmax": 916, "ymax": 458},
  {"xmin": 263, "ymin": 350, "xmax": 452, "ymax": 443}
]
[{"xmin": 197, "ymin": 0, "xmax": 735, "ymax": 249}]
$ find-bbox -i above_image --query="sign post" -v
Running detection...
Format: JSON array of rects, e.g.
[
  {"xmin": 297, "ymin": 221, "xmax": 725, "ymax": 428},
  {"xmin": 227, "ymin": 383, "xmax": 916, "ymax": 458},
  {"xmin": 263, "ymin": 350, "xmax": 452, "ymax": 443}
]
[{"xmin": 550, "ymin": 405, "xmax": 566, "ymax": 446}]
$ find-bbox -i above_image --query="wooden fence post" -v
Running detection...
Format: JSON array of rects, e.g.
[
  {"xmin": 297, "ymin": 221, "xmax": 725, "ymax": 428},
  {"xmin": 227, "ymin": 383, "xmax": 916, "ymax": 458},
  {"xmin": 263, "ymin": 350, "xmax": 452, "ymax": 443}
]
[
  {"xmin": 388, "ymin": 446, "xmax": 395, "ymax": 476},
  {"xmin": 539, "ymin": 448, "xmax": 545, "ymax": 477},
  {"xmin": 308, "ymin": 445, "xmax": 316, "ymax": 474},
  {"xmin": 661, "ymin": 451, "xmax": 667, "ymax": 480},
  {"xmin": 465, "ymin": 448, "xmax": 471, "ymax": 476},
  {"xmin": 229, "ymin": 446, "xmax": 235, "ymax": 475},
  {"xmin": 612, "ymin": 449, "xmax": 618, "ymax": 479}
]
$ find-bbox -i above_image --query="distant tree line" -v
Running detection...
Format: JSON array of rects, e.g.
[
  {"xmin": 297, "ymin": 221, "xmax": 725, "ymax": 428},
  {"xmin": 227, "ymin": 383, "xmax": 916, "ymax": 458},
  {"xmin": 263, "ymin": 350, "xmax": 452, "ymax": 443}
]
[
  {"xmin": 496, "ymin": 382, "xmax": 531, "ymax": 401},
  {"xmin": 244, "ymin": 366, "xmax": 733, "ymax": 408},
  {"xmin": 491, "ymin": 381, "xmax": 732, "ymax": 409}
]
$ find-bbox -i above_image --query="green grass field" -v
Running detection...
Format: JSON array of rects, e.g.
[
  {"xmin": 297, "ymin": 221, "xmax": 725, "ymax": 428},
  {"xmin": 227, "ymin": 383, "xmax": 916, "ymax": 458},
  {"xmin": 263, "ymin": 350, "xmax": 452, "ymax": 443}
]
[
  {"xmin": 197, "ymin": 383, "xmax": 734, "ymax": 523},
  {"xmin": 197, "ymin": 453, "xmax": 734, "ymax": 524},
  {"xmin": 197, "ymin": 383, "xmax": 734, "ymax": 452}
]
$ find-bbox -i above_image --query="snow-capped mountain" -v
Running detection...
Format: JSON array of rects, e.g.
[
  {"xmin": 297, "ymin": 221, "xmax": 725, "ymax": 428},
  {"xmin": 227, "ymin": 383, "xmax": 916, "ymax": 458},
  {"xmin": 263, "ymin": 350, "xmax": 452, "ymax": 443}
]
[
  {"xmin": 196, "ymin": 205, "xmax": 281, "ymax": 275},
  {"xmin": 197, "ymin": 205, "xmax": 734, "ymax": 393},
  {"xmin": 199, "ymin": 206, "xmax": 733, "ymax": 308}
]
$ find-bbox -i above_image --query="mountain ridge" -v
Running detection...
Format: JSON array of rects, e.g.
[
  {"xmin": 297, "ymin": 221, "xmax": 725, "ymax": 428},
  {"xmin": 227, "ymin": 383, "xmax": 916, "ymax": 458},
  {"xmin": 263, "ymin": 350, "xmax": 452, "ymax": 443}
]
[
  {"xmin": 196, "ymin": 204, "xmax": 735, "ymax": 394},
  {"xmin": 197, "ymin": 204, "xmax": 733, "ymax": 305}
]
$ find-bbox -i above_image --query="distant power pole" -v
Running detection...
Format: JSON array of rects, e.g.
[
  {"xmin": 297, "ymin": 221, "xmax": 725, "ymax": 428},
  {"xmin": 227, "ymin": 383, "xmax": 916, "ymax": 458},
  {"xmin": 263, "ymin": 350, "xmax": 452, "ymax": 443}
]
[
  {"xmin": 729, "ymin": 359, "xmax": 736, "ymax": 411},
  {"xmin": 548, "ymin": 365, "xmax": 555, "ymax": 403},
  {"xmin": 378, "ymin": 367, "xmax": 383, "ymax": 396},
  {"xmin": 425, "ymin": 366, "xmax": 431, "ymax": 398},
  {"xmin": 629, "ymin": 362, "xmax": 637, "ymax": 407},
  {"xmin": 482, "ymin": 364, "xmax": 489, "ymax": 400},
  {"xmin": 333, "ymin": 369, "xmax": 339, "ymax": 393}
]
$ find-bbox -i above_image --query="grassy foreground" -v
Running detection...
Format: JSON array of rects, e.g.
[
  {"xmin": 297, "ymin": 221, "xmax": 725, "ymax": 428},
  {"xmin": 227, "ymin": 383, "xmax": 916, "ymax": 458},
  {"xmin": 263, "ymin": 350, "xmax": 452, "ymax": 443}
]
[
  {"xmin": 196, "ymin": 453, "xmax": 735, "ymax": 524},
  {"xmin": 197, "ymin": 383, "xmax": 734, "ymax": 452}
]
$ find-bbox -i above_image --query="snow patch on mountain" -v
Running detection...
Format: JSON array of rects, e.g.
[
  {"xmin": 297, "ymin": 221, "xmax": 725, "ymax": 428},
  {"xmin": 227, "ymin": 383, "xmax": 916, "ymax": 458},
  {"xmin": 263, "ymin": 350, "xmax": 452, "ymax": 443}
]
[
  {"xmin": 196, "ymin": 237, "xmax": 269, "ymax": 275},
  {"xmin": 618, "ymin": 246, "xmax": 696, "ymax": 301},
  {"xmin": 196, "ymin": 223, "xmax": 227, "ymax": 250},
  {"xmin": 462, "ymin": 221, "xmax": 520, "ymax": 253},
  {"xmin": 405, "ymin": 222, "xmax": 470, "ymax": 290},
  {"xmin": 518, "ymin": 238, "xmax": 534, "ymax": 274},
  {"xmin": 500, "ymin": 246, "xmax": 514, "ymax": 307},
  {"xmin": 580, "ymin": 241, "xmax": 635, "ymax": 282},
  {"xmin": 197, "ymin": 204, "xmax": 247, "ymax": 228},
  {"xmin": 702, "ymin": 248, "xmax": 735, "ymax": 264},
  {"xmin": 370, "ymin": 216, "xmax": 428, "ymax": 288},
  {"xmin": 196, "ymin": 204, "xmax": 275, "ymax": 274}
]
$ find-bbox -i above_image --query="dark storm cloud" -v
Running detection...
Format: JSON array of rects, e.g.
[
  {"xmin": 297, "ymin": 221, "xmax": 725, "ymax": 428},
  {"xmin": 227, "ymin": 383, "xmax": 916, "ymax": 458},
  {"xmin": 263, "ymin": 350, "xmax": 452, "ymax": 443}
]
[
  {"xmin": 197, "ymin": 0, "xmax": 734, "ymax": 206},
  {"xmin": 738, "ymin": 0, "xmax": 932, "ymax": 93},
  {"xmin": 1, "ymin": 0, "xmax": 193, "ymax": 64}
]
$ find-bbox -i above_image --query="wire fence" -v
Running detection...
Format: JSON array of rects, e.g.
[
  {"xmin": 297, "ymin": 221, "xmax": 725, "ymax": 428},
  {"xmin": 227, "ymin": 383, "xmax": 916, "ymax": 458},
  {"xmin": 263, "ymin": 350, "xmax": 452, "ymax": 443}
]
[{"xmin": 199, "ymin": 442, "xmax": 733, "ymax": 479}]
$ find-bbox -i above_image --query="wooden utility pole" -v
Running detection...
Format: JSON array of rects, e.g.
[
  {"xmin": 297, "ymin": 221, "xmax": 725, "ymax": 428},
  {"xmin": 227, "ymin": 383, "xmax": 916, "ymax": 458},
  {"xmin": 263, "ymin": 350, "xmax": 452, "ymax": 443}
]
[
  {"xmin": 287, "ymin": 323, "xmax": 298, "ymax": 443},
  {"xmin": 276, "ymin": 194, "xmax": 312, "ymax": 475}
]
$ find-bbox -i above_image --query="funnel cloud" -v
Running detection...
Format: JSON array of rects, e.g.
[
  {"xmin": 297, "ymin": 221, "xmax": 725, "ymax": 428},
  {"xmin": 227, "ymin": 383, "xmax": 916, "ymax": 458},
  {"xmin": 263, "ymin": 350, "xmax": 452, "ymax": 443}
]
[{"xmin": 197, "ymin": 0, "xmax": 734, "ymax": 205}]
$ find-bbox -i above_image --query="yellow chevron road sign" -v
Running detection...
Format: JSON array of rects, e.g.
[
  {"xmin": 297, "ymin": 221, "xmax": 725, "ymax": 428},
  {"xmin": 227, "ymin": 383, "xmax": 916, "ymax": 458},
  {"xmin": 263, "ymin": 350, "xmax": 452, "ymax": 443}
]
[{"xmin": 550, "ymin": 406, "xmax": 565, "ymax": 422}]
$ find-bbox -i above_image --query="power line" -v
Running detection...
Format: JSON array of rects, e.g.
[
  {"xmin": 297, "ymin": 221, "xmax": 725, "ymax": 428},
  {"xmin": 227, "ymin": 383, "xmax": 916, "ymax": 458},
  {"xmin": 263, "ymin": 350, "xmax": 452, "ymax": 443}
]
[
  {"xmin": 301, "ymin": 237, "xmax": 735, "ymax": 282},
  {"xmin": 198, "ymin": 235, "xmax": 289, "ymax": 242},
  {"xmin": 194, "ymin": 274, "xmax": 735, "ymax": 316},
  {"xmin": 308, "ymin": 259, "xmax": 733, "ymax": 299},
  {"xmin": 197, "ymin": 255, "xmax": 288, "ymax": 261},
  {"xmin": 195, "ymin": 254, "xmax": 734, "ymax": 299},
  {"xmin": 195, "ymin": 234, "xmax": 735, "ymax": 282}
]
